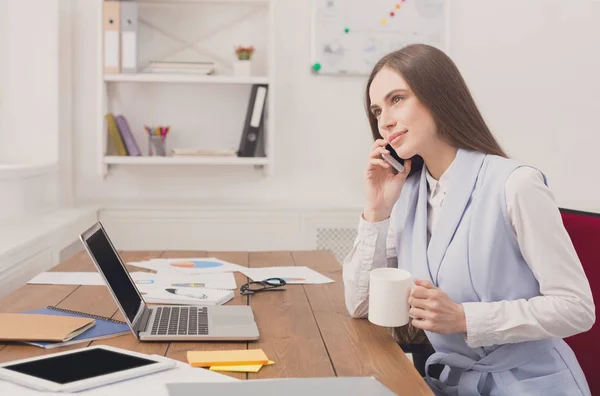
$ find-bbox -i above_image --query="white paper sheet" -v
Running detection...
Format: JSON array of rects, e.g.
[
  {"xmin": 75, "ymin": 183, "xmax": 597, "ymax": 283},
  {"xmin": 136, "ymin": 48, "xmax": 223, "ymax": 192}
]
[
  {"xmin": 26, "ymin": 271, "xmax": 150, "ymax": 286},
  {"xmin": 240, "ymin": 266, "xmax": 334, "ymax": 284},
  {"xmin": 0, "ymin": 359, "xmax": 235, "ymax": 396},
  {"xmin": 27, "ymin": 272, "xmax": 105, "ymax": 286}
]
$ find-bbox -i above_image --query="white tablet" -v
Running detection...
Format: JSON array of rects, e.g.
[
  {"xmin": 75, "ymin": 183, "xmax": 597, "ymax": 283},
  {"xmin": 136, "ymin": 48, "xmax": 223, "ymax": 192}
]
[{"xmin": 0, "ymin": 345, "xmax": 176, "ymax": 393}]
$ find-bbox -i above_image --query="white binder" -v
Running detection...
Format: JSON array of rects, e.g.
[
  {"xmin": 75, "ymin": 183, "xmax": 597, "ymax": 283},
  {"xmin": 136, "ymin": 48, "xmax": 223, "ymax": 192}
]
[
  {"xmin": 103, "ymin": 0, "xmax": 121, "ymax": 74},
  {"xmin": 120, "ymin": 1, "xmax": 138, "ymax": 73}
]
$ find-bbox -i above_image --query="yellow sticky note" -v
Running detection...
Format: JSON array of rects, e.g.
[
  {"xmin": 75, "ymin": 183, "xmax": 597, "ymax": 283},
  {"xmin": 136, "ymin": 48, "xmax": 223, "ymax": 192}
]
[
  {"xmin": 209, "ymin": 360, "xmax": 275, "ymax": 373},
  {"xmin": 187, "ymin": 349, "xmax": 269, "ymax": 367}
]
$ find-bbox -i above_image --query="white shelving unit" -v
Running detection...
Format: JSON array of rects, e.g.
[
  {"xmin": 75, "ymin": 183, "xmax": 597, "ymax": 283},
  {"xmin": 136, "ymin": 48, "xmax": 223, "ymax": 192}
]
[
  {"xmin": 136, "ymin": 0, "xmax": 270, "ymax": 4},
  {"xmin": 104, "ymin": 74, "xmax": 270, "ymax": 84},
  {"xmin": 97, "ymin": 0, "xmax": 275, "ymax": 177},
  {"xmin": 104, "ymin": 155, "xmax": 269, "ymax": 166}
]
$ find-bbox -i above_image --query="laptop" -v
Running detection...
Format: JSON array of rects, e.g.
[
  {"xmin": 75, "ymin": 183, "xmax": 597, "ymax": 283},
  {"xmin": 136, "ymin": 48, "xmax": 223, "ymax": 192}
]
[
  {"xmin": 166, "ymin": 377, "xmax": 398, "ymax": 396},
  {"xmin": 79, "ymin": 221, "xmax": 260, "ymax": 341}
]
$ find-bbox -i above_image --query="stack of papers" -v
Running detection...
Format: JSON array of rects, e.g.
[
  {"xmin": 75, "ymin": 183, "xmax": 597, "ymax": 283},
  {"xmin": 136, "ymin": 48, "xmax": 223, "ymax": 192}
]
[
  {"xmin": 126, "ymin": 258, "xmax": 241, "ymax": 306},
  {"xmin": 27, "ymin": 258, "xmax": 335, "ymax": 308},
  {"xmin": 142, "ymin": 287, "xmax": 234, "ymax": 306},
  {"xmin": 187, "ymin": 349, "xmax": 275, "ymax": 373},
  {"xmin": 144, "ymin": 61, "xmax": 216, "ymax": 75}
]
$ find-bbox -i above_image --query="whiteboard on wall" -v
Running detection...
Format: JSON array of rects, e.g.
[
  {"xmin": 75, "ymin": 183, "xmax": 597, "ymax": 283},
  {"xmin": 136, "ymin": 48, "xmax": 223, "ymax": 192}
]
[{"xmin": 311, "ymin": 0, "xmax": 449, "ymax": 75}]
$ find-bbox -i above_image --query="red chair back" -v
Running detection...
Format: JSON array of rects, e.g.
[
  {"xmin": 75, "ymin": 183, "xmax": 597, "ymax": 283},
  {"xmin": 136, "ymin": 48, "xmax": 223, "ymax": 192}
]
[{"xmin": 560, "ymin": 208, "xmax": 600, "ymax": 395}]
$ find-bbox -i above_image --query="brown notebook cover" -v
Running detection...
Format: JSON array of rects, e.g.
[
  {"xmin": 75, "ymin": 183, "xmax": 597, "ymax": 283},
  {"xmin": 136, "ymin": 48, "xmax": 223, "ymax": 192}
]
[{"xmin": 0, "ymin": 313, "xmax": 95, "ymax": 342}]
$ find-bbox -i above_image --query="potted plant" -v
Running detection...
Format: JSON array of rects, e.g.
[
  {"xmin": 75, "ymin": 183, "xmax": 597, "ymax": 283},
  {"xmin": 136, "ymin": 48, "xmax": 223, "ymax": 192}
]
[{"xmin": 233, "ymin": 45, "xmax": 255, "ymax": 76}]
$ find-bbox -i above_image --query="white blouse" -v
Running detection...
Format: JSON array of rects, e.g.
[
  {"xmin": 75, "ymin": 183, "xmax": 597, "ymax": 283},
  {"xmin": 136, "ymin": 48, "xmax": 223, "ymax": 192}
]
[{"xmin": 342, "ymin": 164, "xmax": 595, "ymax": 348}]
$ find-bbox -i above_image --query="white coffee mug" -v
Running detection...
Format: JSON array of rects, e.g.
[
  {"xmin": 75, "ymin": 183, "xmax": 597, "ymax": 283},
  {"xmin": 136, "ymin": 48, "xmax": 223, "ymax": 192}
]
[{"xmin": 368, "ymin": 268, "xmax": 412, "ymax": 327}]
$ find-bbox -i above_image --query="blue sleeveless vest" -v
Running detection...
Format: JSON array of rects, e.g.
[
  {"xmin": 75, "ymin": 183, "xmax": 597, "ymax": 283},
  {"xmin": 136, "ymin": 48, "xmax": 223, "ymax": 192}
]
[{"xmin": 392, "ymin": 148, "xmax": 590, "ymax": 395}]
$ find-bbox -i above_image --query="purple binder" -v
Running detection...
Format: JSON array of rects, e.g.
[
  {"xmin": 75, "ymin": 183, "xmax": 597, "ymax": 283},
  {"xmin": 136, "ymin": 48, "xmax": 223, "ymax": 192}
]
[{"xmin": 115, "ymin": 115, "xmax": 142, "ymax": 156}]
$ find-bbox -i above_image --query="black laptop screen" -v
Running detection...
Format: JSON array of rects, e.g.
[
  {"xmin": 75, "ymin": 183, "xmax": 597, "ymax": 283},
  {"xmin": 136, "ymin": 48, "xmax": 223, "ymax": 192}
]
[{"xmin": 85, "ymin": 228, "xmax": 142, "ymax": 324}]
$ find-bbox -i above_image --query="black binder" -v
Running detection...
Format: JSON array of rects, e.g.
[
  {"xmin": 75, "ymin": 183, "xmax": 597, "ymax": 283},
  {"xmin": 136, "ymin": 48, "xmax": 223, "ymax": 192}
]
[{"xmin": 237, "ymin": 84, "xmax": 268, "ymax": 157}]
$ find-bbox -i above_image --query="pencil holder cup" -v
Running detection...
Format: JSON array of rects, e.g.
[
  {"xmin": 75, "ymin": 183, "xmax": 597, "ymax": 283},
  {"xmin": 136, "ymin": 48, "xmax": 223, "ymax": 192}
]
[{"xmin": 148, "ymin": 135, "xmax": 167, "ymax": 156}]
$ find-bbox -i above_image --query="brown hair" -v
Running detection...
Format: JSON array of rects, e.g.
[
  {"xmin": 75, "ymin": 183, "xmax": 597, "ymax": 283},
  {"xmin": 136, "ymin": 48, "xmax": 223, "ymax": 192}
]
[{"xmin": 365, "ymin": 44, "xmax": 507, "ymax": 175}]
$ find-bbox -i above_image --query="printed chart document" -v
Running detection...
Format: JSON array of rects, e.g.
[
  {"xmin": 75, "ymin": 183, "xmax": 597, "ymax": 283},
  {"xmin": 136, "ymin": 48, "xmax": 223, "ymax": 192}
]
[{"xmin": 128, "ymin": 257, "xmax": 244, "ymax": 274}]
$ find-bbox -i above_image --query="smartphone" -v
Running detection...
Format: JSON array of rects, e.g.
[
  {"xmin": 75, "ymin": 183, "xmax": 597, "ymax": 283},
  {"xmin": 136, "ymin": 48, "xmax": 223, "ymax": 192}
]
[{"xmin": 381, "ymin": 144, "xmax": 405, "ymax": 173}]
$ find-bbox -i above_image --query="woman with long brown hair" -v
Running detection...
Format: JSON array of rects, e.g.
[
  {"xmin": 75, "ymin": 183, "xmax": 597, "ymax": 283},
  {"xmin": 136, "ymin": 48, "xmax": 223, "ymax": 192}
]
[{"xmin": 343, "ymin": 44, "xmax": 594, "ymax": 395}]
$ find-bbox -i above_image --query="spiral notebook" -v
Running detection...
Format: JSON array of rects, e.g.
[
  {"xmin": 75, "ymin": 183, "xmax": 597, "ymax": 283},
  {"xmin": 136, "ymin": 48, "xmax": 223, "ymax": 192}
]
[{"xmin": 22, "ymin": 306, "xmax": 130, "ymax": 349}]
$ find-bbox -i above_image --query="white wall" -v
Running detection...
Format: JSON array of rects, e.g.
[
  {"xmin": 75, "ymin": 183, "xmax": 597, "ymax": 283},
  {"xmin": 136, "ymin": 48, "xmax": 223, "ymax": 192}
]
[
  {"xmin": 0, "ymin": 172, "xmax": 60, "ymax": 221},
  {"xmin": 67, "ymin": 0, "xmax": 599, "ymax": 213},
  {"xmin": 0, "ymin": 0, "xmax": 72, "ymax": 221},
  {"xmin": 0, "ymin": 1, "xmax": 7, "ymax": 141},
  {"xmin": 57, "ymin": 0, "xmax": 74, "ymax": 206},
  {"xmin": 1, "ymin": 0, "xmax": 60, "ymax": 165},
  {"xmin": 449, "ymin": 0, "xmax": 600, "ymax": 211}
]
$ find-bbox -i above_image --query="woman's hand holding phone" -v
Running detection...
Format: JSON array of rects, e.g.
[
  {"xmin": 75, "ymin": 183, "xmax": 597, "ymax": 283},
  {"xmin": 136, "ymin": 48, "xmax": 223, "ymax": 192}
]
[{"xmin": 364, "ymin": 139, "xmax": 412, "ymax": 223}]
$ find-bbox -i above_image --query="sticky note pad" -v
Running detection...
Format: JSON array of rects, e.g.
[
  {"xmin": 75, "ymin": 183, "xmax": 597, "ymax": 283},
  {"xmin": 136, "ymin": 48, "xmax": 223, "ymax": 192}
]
[
  {"xmin": 187, "ymin": 349, "xmax": 269, "ymax": 367},
  {"xmin": 209, "ymin": 360, "xmax": 275, "ymax": 373}
]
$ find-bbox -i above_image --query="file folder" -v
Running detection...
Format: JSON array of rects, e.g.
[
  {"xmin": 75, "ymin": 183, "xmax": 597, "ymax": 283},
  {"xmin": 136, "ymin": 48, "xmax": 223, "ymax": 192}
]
[
  {"xmin": 115, "ymin": 115, "xmax": 142, "ymax": 156},
  {"xmin": 106, "ymin": 113, "xmax": 128, "ymax": 155},
  {"xmin": 103, "ymin": 0, "xmax": 121, "ymax": 74},
  {"xmin": 237, "ymin": 84, "xmax": 268, "ymax": 157},
  {"xmin": 120, "ymin": 1, "xmax": 138, "ymax": 73}
]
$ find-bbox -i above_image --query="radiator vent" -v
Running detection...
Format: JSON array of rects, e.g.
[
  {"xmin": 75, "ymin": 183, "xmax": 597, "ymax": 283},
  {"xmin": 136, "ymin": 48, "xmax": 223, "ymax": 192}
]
[{"xmin": 316, "ymin": 227, "xmax": 357, "ymax": 263}]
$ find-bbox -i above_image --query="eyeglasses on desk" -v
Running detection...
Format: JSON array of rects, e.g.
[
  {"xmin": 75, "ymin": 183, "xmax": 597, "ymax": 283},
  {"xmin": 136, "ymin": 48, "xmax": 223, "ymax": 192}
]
[{"xmin": 240, "ymin": 277, "xmax": 287, "ymax": 295}]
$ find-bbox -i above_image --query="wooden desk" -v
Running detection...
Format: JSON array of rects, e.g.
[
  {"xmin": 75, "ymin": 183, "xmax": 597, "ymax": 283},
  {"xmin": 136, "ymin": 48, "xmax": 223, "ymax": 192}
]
[{"xmin": 0, "ymin": 250, "xmax": 433, "ymax": 395}]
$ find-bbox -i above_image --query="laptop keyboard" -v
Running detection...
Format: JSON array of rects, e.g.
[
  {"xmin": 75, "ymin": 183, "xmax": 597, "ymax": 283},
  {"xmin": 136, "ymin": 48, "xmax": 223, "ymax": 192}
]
[{"xmin": 150, "ymin": 306, "xmax": 209, "ymax": 336}]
